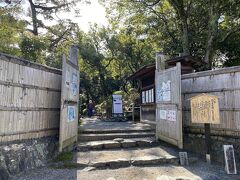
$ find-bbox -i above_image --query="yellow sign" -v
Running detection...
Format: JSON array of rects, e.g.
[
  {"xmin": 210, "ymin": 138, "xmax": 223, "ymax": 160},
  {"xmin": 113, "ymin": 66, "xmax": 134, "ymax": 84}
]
[{"xmin": 190, "ymin": 94, "xmax": 220, "ymax": 124}]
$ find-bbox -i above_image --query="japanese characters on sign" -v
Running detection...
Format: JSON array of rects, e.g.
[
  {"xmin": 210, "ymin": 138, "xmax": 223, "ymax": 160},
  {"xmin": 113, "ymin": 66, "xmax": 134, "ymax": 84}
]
[
  {"xmin": 65, "ymin": 71, "xmax": 78, "ymax": 96},
  {"xmin": 112, "ymin": 94, "xmax": 123, "ymax": 114},
  {"xmin": 190, "ymin": 94, "xmax": 220, "ymax": 124},
  {"xmin": 223, "ymin": 145, "xmax": 237, "ymax": 174},
  {"xmin": 156, "ymin": 80, "xmax": 171, "ymax": 102},
  {"xmin": 159, "ymin": 110, "xmax": 176, "ymax": 122},
  {"xmin": 67, "ymin": 106, "xmax": 76, "ymax": 122}
]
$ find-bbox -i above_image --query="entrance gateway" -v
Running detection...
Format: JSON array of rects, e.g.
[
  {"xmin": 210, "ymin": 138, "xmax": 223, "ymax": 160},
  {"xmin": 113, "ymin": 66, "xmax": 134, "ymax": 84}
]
[
  {"xmin": 155, "ymin": 53, "xmax": 183, "ymax": 149},
  {"xmin": 59, "ymin": 46, "xmax": 80, "ymax": 152}
]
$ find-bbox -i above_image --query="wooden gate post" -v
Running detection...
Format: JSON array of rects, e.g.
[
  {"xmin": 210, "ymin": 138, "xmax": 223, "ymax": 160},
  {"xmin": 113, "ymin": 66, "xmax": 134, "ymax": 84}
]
[
  {"xmin": 155, "ymin": 52, "xmax": 183, "ymax": 149},
  {"xmin": 59, "ymin": 45, "xmax": 80, "ymax": 152},
  {"xmin": 132, "ymin": 103, "xmax": 135, "ymax": 122},
  {"xmin": 156, "ymin": 52, "xmax": 166, "ymax": 71}
]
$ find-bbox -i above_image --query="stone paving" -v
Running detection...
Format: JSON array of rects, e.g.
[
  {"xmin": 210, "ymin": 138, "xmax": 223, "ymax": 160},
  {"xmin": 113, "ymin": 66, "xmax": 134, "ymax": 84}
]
[
  {"xmin": 80, "ymin": 117, "xmax": 153, "ymax": 131},
  {"xmin": 76, "ymin": 147, "xmax": 178, "ymax": 168},
  {"xmin": 12, "ymin": 117, "xmax": 240, "ymax": 179}
]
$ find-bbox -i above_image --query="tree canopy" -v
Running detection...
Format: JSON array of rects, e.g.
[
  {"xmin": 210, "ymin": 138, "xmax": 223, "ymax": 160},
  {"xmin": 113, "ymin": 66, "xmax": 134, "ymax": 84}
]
[{"xmin": 1, "ymin": 0, "xmax": 240, "ymax": 112}]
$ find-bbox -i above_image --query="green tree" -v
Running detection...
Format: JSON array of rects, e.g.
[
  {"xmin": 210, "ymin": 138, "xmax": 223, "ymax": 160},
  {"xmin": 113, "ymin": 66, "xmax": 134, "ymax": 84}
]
[
  {"xmin": 0, "ymin": 7, "xmax": 25, "ymax": 56},
  {"xmin": 101, "ymin": 0, "xmax": 240, "ymax": 69}
]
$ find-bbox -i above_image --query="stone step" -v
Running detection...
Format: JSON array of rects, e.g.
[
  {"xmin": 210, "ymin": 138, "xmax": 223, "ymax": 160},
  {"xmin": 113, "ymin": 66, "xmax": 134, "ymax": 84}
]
[
  {"xmin": 80, "ymin": 128, "xmax": 155, "ymax": 134},
  {"xmin": 78, "ymin": 132, "xmax": 155, "ymax": 141},
  {"xmin": 77, "ymin": 138, "xmax": 159, "ymax": 151},
  {"xmin": 75, "ymin": 147, "xmax": 179, "ymax": 169}
]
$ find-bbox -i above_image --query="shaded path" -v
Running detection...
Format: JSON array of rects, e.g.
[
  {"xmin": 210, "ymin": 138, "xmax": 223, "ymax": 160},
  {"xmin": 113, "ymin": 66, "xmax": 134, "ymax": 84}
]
[{"xmin": 13, "ymin": 117, "xmax": 240, "ymax": 180}]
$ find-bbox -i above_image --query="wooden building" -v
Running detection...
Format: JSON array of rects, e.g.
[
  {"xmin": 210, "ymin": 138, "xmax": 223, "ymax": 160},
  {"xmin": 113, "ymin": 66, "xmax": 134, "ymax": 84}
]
[{"xmin": 128, "ymin": 55, "xmax": 203, "ymax": 126}]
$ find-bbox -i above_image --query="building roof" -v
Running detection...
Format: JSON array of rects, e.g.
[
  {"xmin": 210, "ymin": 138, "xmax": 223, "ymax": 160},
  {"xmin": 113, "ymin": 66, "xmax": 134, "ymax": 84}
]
[
  {"xmin": 128, "ymin": 63, "xmax": 155, "ymax": 80},
  {"xmin": 128, "ymin": 55, "xmax": 205, "ymax": 80}
]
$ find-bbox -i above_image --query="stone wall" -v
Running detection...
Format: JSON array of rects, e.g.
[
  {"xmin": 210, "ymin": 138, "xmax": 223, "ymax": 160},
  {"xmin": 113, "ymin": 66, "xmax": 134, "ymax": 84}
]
[
  {"xmin": 0, "ymin": 137, "xmax": 58, "ymax": 180},
  {"xmin": 184, "ymin": 132, "xmax": 240, "ymax": 169}
]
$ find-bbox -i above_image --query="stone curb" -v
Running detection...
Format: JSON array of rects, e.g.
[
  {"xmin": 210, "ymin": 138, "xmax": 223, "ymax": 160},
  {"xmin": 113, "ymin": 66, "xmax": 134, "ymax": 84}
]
[
  {"xmin": 77, "ymin": 155, "xmax": 179, "ymax": 170},
  {"xmin": 80, "ymin": 129, "xmax": 155, "ymax": 134},
  {"xmin": 78, "ymin": 132, "xmax": 155, "ymax": 141},
  {"xmin": 76, "ymin": 139, "xmax": 159, "ymax": 151}
]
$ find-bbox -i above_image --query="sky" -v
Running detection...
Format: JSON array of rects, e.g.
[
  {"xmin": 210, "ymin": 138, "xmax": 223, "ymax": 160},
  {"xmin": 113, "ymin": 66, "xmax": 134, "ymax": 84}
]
[
  {"xmin": 46, "ymin": 0, "xmax": 109, "ymax": 32},
  {"xmin": 76, "ymin": 0, "xmax": 108, "ymax": 32},
  {"xmin": 1, "ymin": 0, "xmax": 108, "ymax": 32}
]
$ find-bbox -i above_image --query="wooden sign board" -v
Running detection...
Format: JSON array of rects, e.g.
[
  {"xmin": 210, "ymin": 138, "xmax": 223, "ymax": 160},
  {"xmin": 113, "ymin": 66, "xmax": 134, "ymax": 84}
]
[
  {"xmin": 223, "ymin": 145, "xmax": 237, "ymax": 174},
  {"xmin": 190, "ymin": 94, "xmax": 220, "ymax": 124}
]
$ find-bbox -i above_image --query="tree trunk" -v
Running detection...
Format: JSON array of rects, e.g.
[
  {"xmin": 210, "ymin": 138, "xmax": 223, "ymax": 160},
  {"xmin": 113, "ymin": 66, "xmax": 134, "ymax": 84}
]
[
  {"xmin": 168, "ymin": 0, "xmax": 190, "ymax": 55},
  {"xmin": 181, "ymin": 17, "xmax": 190, "ymax": 55},
  {"xmin": 204, "ymin": 0, "xmax": 219, "ymax": 69},
  {"xmin": 28, "ymin": 0, "xmax": 38, "ymax": 35}
]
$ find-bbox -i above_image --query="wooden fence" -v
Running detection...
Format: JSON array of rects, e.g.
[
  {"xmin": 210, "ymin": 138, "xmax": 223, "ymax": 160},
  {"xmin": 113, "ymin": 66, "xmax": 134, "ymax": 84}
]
[
  {"xmin": 182, "ymin": 66, "xmax": 240, "ymax": 136},
  {"xmin": 0, "ymin": 53, "xmax": 62, "ymax": 143}
]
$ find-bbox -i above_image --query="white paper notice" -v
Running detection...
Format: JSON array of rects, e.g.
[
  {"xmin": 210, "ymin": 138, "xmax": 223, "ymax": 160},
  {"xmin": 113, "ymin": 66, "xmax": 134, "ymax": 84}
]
[
  {"xmin": 159, "ymin": 110, "xmax": 167, "ymax": 119},
  {"xmin": 67, "ymin": 106, "xmax": 76, "ymax": 122},
  {"xmin": 167, "ymin": 110, "xmax": 176, "ymax": 121},
  {"xmin": 162, "ymin": 81, "xmax": 171, "ymax": 101},
  {"xmin": 156, "ymin": 81, "xmax": 171, "ymax": 102}
]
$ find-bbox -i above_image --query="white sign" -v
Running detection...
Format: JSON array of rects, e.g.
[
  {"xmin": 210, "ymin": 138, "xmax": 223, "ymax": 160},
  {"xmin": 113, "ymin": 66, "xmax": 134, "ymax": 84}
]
[
  {"xmin": 159, "ymin": 110, "xmax": 167, "ymax": 119},
  {"xmin": 223, "ymin": 145, "xmax": 237, "ymax": 174},
  {"xmin": 67, "ymin": 106, "xmax": 76, "ymax": 122},
  {"xmin": 71, "ymin": 73, "xmax": 78, "ymax": 96},
  {"xmin": 167, "ymin": 110, "xmax": 176, "ymax": 121},
  {"xmin": 159, "ymin": 110, "xmax": 176, "ymax": 121},
  {"xmin": 179, "ymin": 152, "xmax": 189, "ymax": 166},
  {"xmin": 112, "ymin": 94, "xmax": 123, "ymax": 114},
  {"xmin": 156, "ymin": 80, "xmax": 171, "ymax": 102},
  {"xmin": 142, "ymin": 91, "xmax": 145, "ymax": 103},
  {"xmin": 146, "ymin": 90, "xmax": 149, "ymax": 103}
]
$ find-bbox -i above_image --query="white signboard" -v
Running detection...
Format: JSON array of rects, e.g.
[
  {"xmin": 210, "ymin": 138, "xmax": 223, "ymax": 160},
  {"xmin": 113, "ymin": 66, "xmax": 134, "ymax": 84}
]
[
  {"xmin": 156, "ymin": 80, "xmax": 171, "ymax": 102},
  {"xmin": 71, "ymin": 73, "xmax": 78, "ymax": 96},
  {"xmin": 159, "ymin": 110, "xmax": 176, "ymax": 121},
  {"xmin": 223, "ymin": 145, "xmax": 237, "ymax": 174},
  {"xmin": 142, "ymin": 91, "xmax": 145, "ymax": 104},
  {"xmin": 179, "ymin": 152, "xmax": 189, "ymax": 166},
  {"xmin": 67, "ymin": 106, "xmax": 76, "ymax": 122},
  {"xmin": 167, "ymin": 110, "xmax": 176, "ymax": 121},
  {"xmin": 112, "ymin": 94, "xmax": 123, "ymax": 114},
  {"xmin": 146, "ymin": 90, "xmax": 149, "ymax": 103},
  {"xmin": 160, "ymin": 110, "xmax": 167, "ymax": 119}
]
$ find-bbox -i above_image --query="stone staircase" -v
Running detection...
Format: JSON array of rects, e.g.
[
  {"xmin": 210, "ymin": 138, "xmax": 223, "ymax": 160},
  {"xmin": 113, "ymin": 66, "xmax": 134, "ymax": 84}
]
[{"xmin": 76, "ymin": 126, "xmax": 180, "ymax": 169}]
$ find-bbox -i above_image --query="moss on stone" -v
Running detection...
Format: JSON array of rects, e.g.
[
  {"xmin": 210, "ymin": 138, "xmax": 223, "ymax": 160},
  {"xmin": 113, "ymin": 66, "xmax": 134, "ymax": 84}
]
[{"xmin": 52, "ymin": 152, "xmax": 73, "ymax": 163}]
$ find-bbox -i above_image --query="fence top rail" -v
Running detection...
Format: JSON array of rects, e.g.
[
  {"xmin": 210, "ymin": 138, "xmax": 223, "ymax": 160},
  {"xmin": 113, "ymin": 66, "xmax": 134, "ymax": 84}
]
[
  {"xmin": 182, "ymin": 65, "xmax": 240, "ymax": 79},
  {"xmin": 0, "ymin": 52, "xmax": 62, "ymax": 75}
]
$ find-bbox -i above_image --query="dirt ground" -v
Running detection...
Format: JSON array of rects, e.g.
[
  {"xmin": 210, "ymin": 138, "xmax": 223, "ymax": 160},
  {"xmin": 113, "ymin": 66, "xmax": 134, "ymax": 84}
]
[{"xmin": 12, "ymin": 161, "xmax": 240, "ymax": 180}]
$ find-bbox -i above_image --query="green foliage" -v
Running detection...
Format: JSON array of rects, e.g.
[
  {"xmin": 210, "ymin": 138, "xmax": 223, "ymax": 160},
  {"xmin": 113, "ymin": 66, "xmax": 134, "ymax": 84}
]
[
  {"xmin": 101, "ymin": 0, "xmax": 240, "ymax": 68},
  {"xmin": 1, "ymin": 0, "xmax": 240, "ymax": 110},
  {"xmin": 219, "ymin": 32, "xmax": 240, "ymax": 67},
  {"xmin": 0, "ymin": 7, "xmax": 24, "ymax": 56},
  {"xmin": 20, "ymin": 34, "xmax": 47, "ymax": 64}
]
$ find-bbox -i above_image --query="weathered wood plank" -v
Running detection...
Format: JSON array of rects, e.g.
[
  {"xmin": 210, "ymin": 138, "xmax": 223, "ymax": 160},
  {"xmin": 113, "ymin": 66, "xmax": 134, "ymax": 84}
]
[
  {"xmin": 182, "ymin": 66, "xmax": 240, "ymax": 134},
  {"xmin": 0, "ymin": 53, "xmax": 61, "ymax": 143}
]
